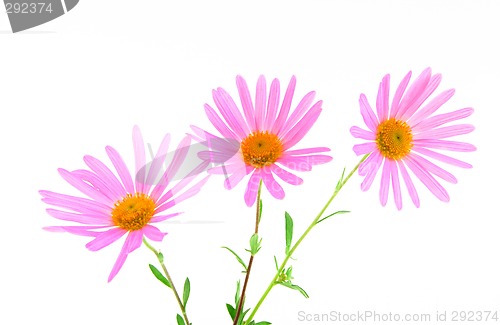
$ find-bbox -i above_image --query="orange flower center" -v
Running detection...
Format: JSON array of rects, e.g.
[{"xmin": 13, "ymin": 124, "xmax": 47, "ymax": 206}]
[
  {"xmin": 111, "ymin": 193, "xmax": 156, "ymax": 231},
  {"xmin": 240, "ymin": 131, "xmax": 283, "ymax": 168},
  {"xmin": 376, "ymin": 118, "xmax": 413, "ymax": 160}
]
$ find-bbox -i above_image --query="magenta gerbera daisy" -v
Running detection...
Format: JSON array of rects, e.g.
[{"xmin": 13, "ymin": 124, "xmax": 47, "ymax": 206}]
[
  {"xmin": 41, "ymin": 126, "xmax": 209, "ymax": 281},
  {"xmin": 192, "ymin": 75, "xmax": 332, "ymax": 206},
  {"xmin": 350, "ymin": 68, "xmax": 476, "ymax": 209}
]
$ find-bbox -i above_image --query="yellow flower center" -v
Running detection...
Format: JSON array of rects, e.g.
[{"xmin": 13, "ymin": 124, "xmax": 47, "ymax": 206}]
[
  {"xmin": 111, "ymin": 193, "xmax": 156, "ymax": 231},
  {"xmin": 376, "ymin": 118, "xmax": 413, "ymax": 160},
  {"xmin": 241, "ymin": 131, "xmax": 283, "ymax": 168}
]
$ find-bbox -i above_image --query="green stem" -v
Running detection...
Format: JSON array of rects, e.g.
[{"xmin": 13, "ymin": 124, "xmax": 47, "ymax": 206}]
[
  {"xmin": 245, "ymin": 154, "xmax": 369, "ymax": 324},
  {"xmin": 233, "ymin": 180, "xmax": 263, "ymax": 325},
  {"xmin": 143, "ymin": 238, "xmax": 191, "ymax": 325}
]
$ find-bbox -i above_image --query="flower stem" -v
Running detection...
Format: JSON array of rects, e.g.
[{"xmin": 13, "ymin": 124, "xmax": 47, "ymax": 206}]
[
  {"xmin": 233, "ymin": 180, "xmax": 263, "ymax": 325},
  {"xmin": 245, "ymin": 154, "xmax": 369, "ymax": 324},
  {"xmin": 143, "ymin": 237, "xmax": 191, "ymax": 325}
]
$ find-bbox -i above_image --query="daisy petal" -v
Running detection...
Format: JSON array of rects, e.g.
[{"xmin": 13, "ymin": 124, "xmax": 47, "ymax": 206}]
[
  {"xmin": 84, "ymin": 155, "xmax": 127, "ymax": 198},
  {"xmin": 86, "ymin": 227, "xmax": 128, "ymax": 252},
  {"xmin": 397, "ymin": 160, "xmax": 420, "ymax": 208},
  {"xmin": 376, "ymin": 74, "xmax": 390, "ymax": 121},
  {"xmin": 359, "ymin": 94, "xmax": 378, "ymax": 132},
  {"xmin": 350, "ymin": 126, "xmax": 375, "ymax": 140},
  {"xmin": 413, "ymin": 139, "xmax": 476, "ymax": 152},
  {"xmin": 255, "ymin": 75, "xmax": 267, "ymax": 130},
  {"xmin": 405, "ymin": 155, "xmax": 450, "ymax": 202},
  {"xmin": 264, "ymin": 78, "xmax": 280, "ymax": 130},
  {"xmin": 133, "ymin": 126, "xmax": 146, "ymax": 193},
  {"xmin": 272, "ymin": 76, "xmax": 296, "ymax": 135},
  {"xmin": 143, "ymin": 225, "xmax": 167, "ymax": 242},
  {"xmin": 270, "ymin": 164, "xmax": 303, "ymax": 185},
  {"xmin": 411, "ymin": 154, "xmax": 457, "ymax": 183},
  {"xmin": 412, "ymin": 107, "xmax": 474, "ymax": 132},
  {"xmin": 262, "ymin": 167, "xmax": 285, "ymax": 200},
  {"xmin": 414, "ymin": 124, "xmax": 475, "ymax": 140},
  {"xmin": 379, "ymin": 159, "xmax": 391, "ymax": 206},
  {"xmin": 236, "ymin": 75, "xmax": 256, "ymax": 131},
  {"xmin": 46, "ymin": 209, "xmax": 111, "ymax": 225},
  {"xmin": 412, "ymin": 147, "xmax": 472, "ymax": 168},
  {"xmin": 353, "ymin": 142, "xmax": 376, "ymax": 156},
  {"xmin": 244, "ymin": 169, "xmax": 262, "ymax": 206},
  {"xmin": 390, "ymin": 160, "xmax": 403, "ymax": 210},
  {"xmin": 390, "ymin": 70, "xmax": 412, "ymax": 118},
  {"xmin": 106, "ymin": 146, "xmax": 135, "ymax": 194},
  {"xmin": 408, "ymin": 89, "xmax": 455, "ymax": 126}
]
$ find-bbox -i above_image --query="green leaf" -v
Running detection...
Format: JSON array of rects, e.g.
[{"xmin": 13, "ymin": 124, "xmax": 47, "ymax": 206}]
[
  {"xmin": 176, "ymin": 314, "xmax": 186, "ymax": 325},
  {"xmin": 258, "ymin": 198, "xmax": 263, "ymax": 224},
  {"xmin": 254, "ymin": 322, "xmax": 272, "ymax": 325},
  {"xmin": 273, "ymin": 256, "xmax": 279, "ymax": 271},
  {"xmin": 221, "ymin": 246, "xmax": 248, "ymax": 272},
  {"xmin": 182, "ymin": 277, "xmax": 190, "ymax": 308},
  {"xmin": 148, "ymin": 264, "xmax": 171, "ymax": 288},
  {"xmin": 248, "ymin": 233, "xmax": 262, "ymax": 255},
  {"xmin": 158, "ymin": 251, "xmax": 164, "ymax": 263},
  {"xmin": 226, "ymin": 303, "xmax": 236, "ymax": 320},
  {"xmin": 335, "ymin": 167, "xmax": 346, "ymax": 191},
  {"xmin": 234, "ymin": 280, "xmax": 241, "ymax": 305},
  {"xmin": 285, "ymin": 212, "xmax": 293, "ymax": 255},
  {"xmin": 316, "ymin": 210, "xmax": 350, "ymax": 224},
  {"xmin": 279, "ymin": 282, "xmax": 310, "ymax": 298}
]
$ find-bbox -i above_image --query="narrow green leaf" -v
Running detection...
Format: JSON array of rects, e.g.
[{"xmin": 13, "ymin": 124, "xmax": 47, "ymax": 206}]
[
  {"xmin": 255, "ymin": 322, "xmax": 272, "ymax": 325},
  {"xmin": 226, "ymin": 303, "xmax": 236, "ymax": 320},
  {"xmin": 182, "ymin": 277, "xmax": 190, "ymax": 308},
  {"xmin": 258, "ymin": 198, "xmax": 263, "ymax": 224},
  {"xmin": 235, "ymin": 280, "xmax": 241, "ymax": 305},
  {"xmin": 336, "ymin": 167, "xmax": 346, "ymax": 191},
  {"xmin": 279, "ymin": 282, "xmax": 310, "ymax": 298},
  {"xmin": 158, "ymin": 251, "xmax": 164, "ymax": 263},
  {"xmin": 148, "ymin": 264, "xmax": 171, "ymax": 288},
  {"xmin": 316, "ymin": 210, "xmax": 350, "ymax": 224},
  {"xmin": 221, "ymin": 246, "xmax": 248, "ymax": 272},
  {"xmin": 176, "ymin": 314, "xmax": 186, "ymax": 325},
  {"xmin": 273, "ymin": 256, "xmax": 279, "ymax": 271},
  {"xmin": 285, "ymin": 212, "xmax": 293, "ymax": 255}
]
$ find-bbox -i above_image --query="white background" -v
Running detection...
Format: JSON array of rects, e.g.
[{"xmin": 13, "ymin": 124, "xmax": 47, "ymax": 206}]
[{"xmin": 1, "ymin": 1, "xmax": 499, "ymax": 324}]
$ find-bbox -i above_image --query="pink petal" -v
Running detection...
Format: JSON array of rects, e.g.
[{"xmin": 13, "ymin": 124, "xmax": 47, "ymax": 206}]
[
  {"xmin": 414, "ymin": 124, "xmax": 475, "ymax": 140},
  {"xmin": 411, "ymin": 107, "xmax": 474, "ymax": 133},
  {"xmin": 156, "ymin": 175, "xmax": 210, "ymax": 213},
  {"xmin": 401, "ymin": 73, "xmax": 442, "ymax": 121},
  {"xmin": 106, "ymin": 146, "xmax": 135, "ymax": 194},
  {"xmin": 390, "ymin": 71, "xmax": 412, "ymax": 118},
  {"xmin": 389, "ymin": 160, "xmax": 403, "ymax": 210},
  {"xmin": 280, "ymin": 91, "xmax": 316, "ymax": 136},
  {"xmin": 397, "ymin": 160, "xmax": 420, "ymax": 207},
  {"xmin": 224, "ymin": 166, "xmax": 250, "ymax": 190},
  {"xmin": 396, "ymin": 68, "xmax": 431, "ymax": 120},
  {"xmin": 412, "ymin": 147, "xmax": 472, "ymax": 168},
  {"xmin": 410, "ymin": 154, "xmax": 457, "ymax": 184},
  {"xmin": 350, "ymin": 126, "xmax": 375, "ymax": 140},
  {"xmin": 71, "ymin": 169, "xmax": 116, "ymax": 202},
  {"xmin": 244, "ymin": 169, "xmax": 262, "ymax": 206},
  {"xmin": 404, "ymin": 154, "xmax": 450, "ymax": 202},
  {"xmin": 143, "ymin": 133, "xmax": 171, "ymax": 194},
  {"xmin": 359, "ymin": 94, "xmax": 378, "ymax": 132},
  {"xmin": 204, "ymin": 103, "xmax": 239, "ymax": 140},
  {"xmin": 150, "ymin": 136, "xmax": 192, "ymax": 201},
  {"xmin": 133, "ymin": 126, "xmax": 146, "ymax": 193},
  {"xmin": 255, "ymin": 75, "xmax": 267, "ymax": 130},
  {"xmin": 84, "ymin": 155, "xmax": 127, "ymax": 198},
  {"xmin": 284, "ymin": 147, "xmax": 331, "ymax": 155},
  {"xmin": 413, "ymin": 139, "xmax": 476, "ymax": 152},
  {"xmin": 43, "ymin": 225, "xmax": 110, "ymax": 237},
  {"xmin": 379, "ymin": 159, "xmax": 391, "ymax": 206},
  {"xmin": 277, "ymin": 156, "xmax": 312, "ymax": 171},
  {"xmin": 213, "ymin": 88, "xmax": 248, "ymax": 139},
  {"xmin": 264, "ymin": 78, "xmax": 280, "ymax": 131},
  {"xmin": 270, "ymin": 164, "xmax": 303, "ymax": 185},
  {"xmin": 143, "ymin": 225, "xmax": 167, "ymax": 242},
  {"xmin": 236, "ymin": 75, "xmax": 256, "ymax": 132},
  {"xmin": 353, "ymin": 142, "xmax": 376, "ymax": 156},
  {"xmin": 261, "ymin": 167, "xmax": 285, "ymax": 200},
  {"xmin": 376, "ymin": 74, "xmax": 390, "ymax": 121},
  {"xmin": 40, "ymin": 190, "xmax": 112, "ymax": 214},
  {"xmin": 46, "ymin": 208, "xmax": 111, "ymax": 225},
  {"xmin": 86, "ymin": 227, "xmax": 127, "ymax": 251},
  {"xmin": 272, "ymin": 76, "xmax": 296, "ymax": 135},
  {"xmin": 58, "ymin": 169, "xmax": 114, "ymax": 206},
  {"xmin": 360, "ymin": 152, "xmax": 383, "ymax": 191},
  {"xmin": 107, "ymin": 230, "xmax": 143, "ymax": 282},
  {"xmin": 408, "ymin": 89, "xmax": 455, "ymax": 126},
  {"xmin": 281, "ymin": 102, "xmax": 322, "ymax": 149},
  {"xmin": 150, "ymin": 212, "xmax": 183, "ymax": 223}
]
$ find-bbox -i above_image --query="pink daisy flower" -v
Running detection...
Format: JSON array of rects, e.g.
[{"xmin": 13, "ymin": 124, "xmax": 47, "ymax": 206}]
[
  {"xmin": 350, "ymin": 68, "xmax": 476, "ymax": 209},
  {"xmin": 192, "ymin": 75, "xmax": 332, "ymax": 207},
  {"xmin": 41, "ymin": 126, "xmax": 209, "ymax": 281}
]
